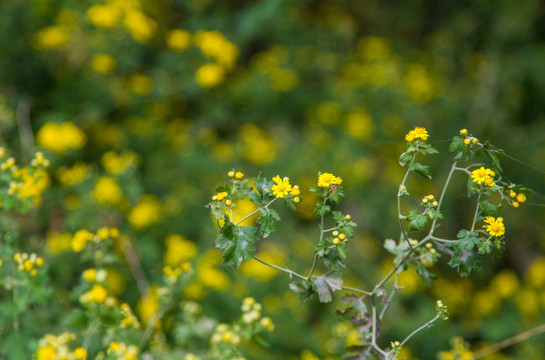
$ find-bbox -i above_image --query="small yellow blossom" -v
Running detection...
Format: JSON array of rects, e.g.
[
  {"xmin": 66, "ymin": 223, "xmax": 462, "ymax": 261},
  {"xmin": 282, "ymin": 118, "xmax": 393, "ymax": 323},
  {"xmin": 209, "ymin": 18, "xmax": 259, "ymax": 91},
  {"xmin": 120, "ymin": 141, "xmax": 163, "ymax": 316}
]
[
  {"xmin": 484, "ymin": 216, "xmax": 505, "ymax": 237},
  {"xmin": 37, "ymin": 122, "xmax": 87, "ymax": 154},
  {"xmin": 33, "ymin": 26, "xmax": 70, "ymax": 50},
  {"xmin": 123, "ymin": 10, "xmax": 157, "ymax": 43},
  {"xmin": 92, "ymin": 177, "xmax": 123, "ymax": 206},
  {"xmin": 74, "ymin": 347, "xmax": 88, "ymax": 360},
  {"xmin": 271, "ymin": 176, "xmax": 292, "ymax": 198},
  {"xmin": 317, "ymin": 172, "xmax": 342, "ymax": 187},
  {"xmin": 459, "ymin": 129, "xmax": 468, "ymax": 136},
  {"xmin": 166, "ymin": 29, "xmax": 191, "ymax": 51},
  {"xmin": 471, "ymin": 167, "xmax": 495, "ymax": 186},
  {"xmin": 516, "ymin": 193, "xmax": 527, "ymax": 203},
  {"xmin": 91, "ymin": 53, "xmax": 116, "ymax": 74},
  {"xmin": 86, "ymin": 5, "xmax": 120, "ymax": 28},
  {"xmin": 195, "ymin": 63, "xmax": 225, "ymax": 88},
  {"xmin": 128, "ymin": 195, "xmax": 162, "ymax": 229},
  {"xmin": 405, "ymin": 127, "xmax": 429, "ymax": 142},
  {"xmin": 90, "ymin": 284, "xmax": 108, "ymax": 303}
]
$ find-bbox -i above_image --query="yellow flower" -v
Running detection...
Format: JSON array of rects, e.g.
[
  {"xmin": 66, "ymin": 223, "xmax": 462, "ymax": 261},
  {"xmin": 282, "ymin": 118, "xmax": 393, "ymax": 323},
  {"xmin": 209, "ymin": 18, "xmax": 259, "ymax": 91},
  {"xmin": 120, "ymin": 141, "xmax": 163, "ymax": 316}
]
[
  {"xmin": 12, "ymin": 167, "xmax": 50, "ymax": 206},
  {"xmin": 195, "ymin": 63, "xmax": 225, "ymax": 88},
  {"xmin": 271, "ymin": 177, "xmax": 292, "ymax": 198},
  {"xmin": 91, "ymin": 53, "xmax": 117, "ymax": 74},
  {"xmin": 128, "ymin": 195, "xmax": 162, "ymax": 229},
  {"xmin": 71, "ymin": 229, "xmax": 93, "ymax": 252},
  {"xmin": 101, "ymin": 151, "xmax": 139, "ymax": 174},
  {"xmin": 90, "ymin": 284, "xmax": 108, "ymax": 303},
  {"xmin": 471, "ymin": 167, "xmax": 495, "ymax": 186},
  {"xmin": 164, "ymin": 234, "xmax": 197, "ymax": 266},
  {"xmin": 317, "ymin": 172, "xmax": 342, "ymax": 187},
  {"xmin": 74, "ymin": 347, "xmax": 88, "ymax": 360},
  {"xmin": 86, "ymin": 5, "xmax": 120, "ymax": 28},
  {"xmin": 92, "ymin": 177, "xmax": 123, "ymax": 206},
  {"xmin": 56, "ymin": 162, "xmax": 89, "ymax": 186},
  {"xmin": 36, "ymin": 345, "xmax": 56, "ymax": 360},
  {"xmin": 33, "ymin": 26, "xmax": 70, "ymax": 50},
  {"xmin": 238, "ymin": 124, "xmax": 277, "ymax": 165},
  {"xmin": 404, "ymin": 127, "xmax": 428, "ymax": 142},
  {"xmin": 127, "ymin": 74, "xmax": 153, "ymax": 95},
  {"xmin": 36, "ymin": 122, "xmax": 87, "ymax": 154},
  {"xmin": 484, "ymin": 216, "xmax": 505, "ymax": 237},
  {"xmin": 343, "ymin": 108, "xmax": 374, "ymax": 141},
  {"xmin": 194, "ymin": 30, "xmax": 239, "ymax": 69},
  {"xmin": 123, "ymin": 10, "xmax": 157, "ymax": 43},
  {"xmin": 290, "ymin": 186, "xmax": 300, "ymax": 196},
  {"xmin": 166, "ymin": 29, "xmax": 191, "ymax": 51},
  {"xmin": 516, "ymin": 193, "xmax": 527, "ymax": 203}
]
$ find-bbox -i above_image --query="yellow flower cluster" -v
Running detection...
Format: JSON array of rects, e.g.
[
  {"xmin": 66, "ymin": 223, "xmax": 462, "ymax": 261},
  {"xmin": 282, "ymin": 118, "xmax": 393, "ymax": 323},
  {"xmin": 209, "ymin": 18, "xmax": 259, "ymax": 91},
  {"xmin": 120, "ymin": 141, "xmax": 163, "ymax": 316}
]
[
  {"xmin": 101, "ymin": 150, "xmax": 139, "ymax": 174},
  {"xmin": 33, "ymin": 26, "xmax": 70, "ymax": 50},
  {"xmin": 80, "ymin": 284, "xmax": 109, "ymax": 304},
  {"xmin": 421, "ymin": 194, "xmax": 438, "ymax": 207},
  {"xmin": 13, "ymin": 252, "xmax": 45, "ymax": 276},
  {"xmin": 317, "ymin": 172, "xmax": 343, "ymax": 188},
  {"xmin": 82, "ymin": 268, "xmax": 107, "ymax": 283},
  {"xmin": 164, "ymin": 234, "xmax": 197, "ymax": 266},
  {"xmin": 86, "ymin": 0, "xmax": 157, "ymax": 43},
  {"xmin": 91, "ymin": 53, "xmax": 117, "ymax": 74},
  {"xmin": 212, "ymin": 191, "xmax": 229, "ymax": 201},
  {"xmin": 437, "ymin": 337, "xmax": 473, "ymax": 360},
  {"xmin": 119, "ymin": 302, "xmax": 140, "ymax": 329},
  {"xmin": 459, "ymin": 128, "xmax": 479, "ymax": 146},
  {"xmin": 192, "ymin": 30, "xmax": 239, "ymax": 88},
  {"xmin": 56, "ymin": 162, "xmax": 89, "ymax": 186},
  {"xmin": 331, "ymin": 230, "xmax": 347, "ymax": 245},
  {"xmin": 11, "ymin": 167, "xmax": 50, "ymax": 206},
  {"xmin": 238, "ymin": 124, "xmax": 277, "ymax": 165},
  {"xmin": 404, "ymin": 126, "xmax": 429, "ymax": 142},
  {"xmin": 228, "ymin": 170, "xmax": 244, "ymax": 179},
  {"xmin": 509, "ymin": 189, "xmax": 527, "ymax": 208},
  {"xmin": 163, "ymin": 262, "xmax": 191, "ymax": 283},
  {"xmin": 93, "ymin": 176, "xmax": 124, "ymax": 206},
  {"xmin": 71, "ymin": 227, "xmax": 119, "ymax": 252},
  {"xmin": 211, "ymin": 323, "xmax": 241, "ymax": 345},
  {"xmin": 107, "ymin": 341, "xmax": 139, "ymax": 360},
  {"xmin": 484, "ymin": 216, "xmax": 505, "ymax": 237},
  {"xmin": 128, "ymin": 195, "xmax": 163, "ymax": 229},
  {"xmin": 36, "ymin": 122, "xmax": 87, "ymax": 154},
  {"xmin": 471, "ymin": 167, "xmax": 495, "ymax": 186},
  {"xmin": 241, "ymin": 297, "xmax": 262, "ymax": 324},
  {"xmin": 36, "ymin": 333, "xmax": 87, "ymax": 360}
]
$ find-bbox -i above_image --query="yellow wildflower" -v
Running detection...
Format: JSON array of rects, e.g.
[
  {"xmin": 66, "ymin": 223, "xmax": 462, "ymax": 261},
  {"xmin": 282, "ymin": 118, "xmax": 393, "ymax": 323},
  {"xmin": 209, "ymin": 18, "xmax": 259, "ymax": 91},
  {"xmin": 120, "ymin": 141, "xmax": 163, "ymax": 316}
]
[
  {"xmin": 317, "ymin": 172, "xmax": 342, "ymax": 187},
  {"xmin": 484, "ymin": 216, "xmax": 505, "ymax": 237},
  {"xmin": 123, "ymin": 10, "xmax": 157, "ymax": 42},
  {"xmin": 128, "ymin": 195, "xmax": 162, "ymax": 229},
  {"xmin": 91, "ymin": 53, "xmax": 116, "ymax": 74},
  {"xmin": 33, "ymin": 26, "xmax": 70, "ymax": 50},
  {"xmin": 92, "ymin": 177, "xmax": 123, "ymax": 206},
  {"xmin": 404, "ymin": 126, "xmax": 429, "ymax": 142},
  {"xmin": 36, "ymin": 122, "xmax": 87, "ymax": 154},
  {"xmin": 471, "ymin": 167, "xmax": 495, "ymax": 186},
  {"xmin": 271, "ymin": 177, "xmax": 291, "ymax": 198},
  {"xmin": 86, "ymin": 4, "xmax": 120, "ymax": 28},
  {"xmin": 195, "ymin": 63, "xmax": 225, "ymax": 88},
  {"xmin": 516, "ymin": 193, "xmax": 527, "ymax": 203},
  {"xmin": 166, "ymin": 29, "xmax": 191, "ymax": 51}
]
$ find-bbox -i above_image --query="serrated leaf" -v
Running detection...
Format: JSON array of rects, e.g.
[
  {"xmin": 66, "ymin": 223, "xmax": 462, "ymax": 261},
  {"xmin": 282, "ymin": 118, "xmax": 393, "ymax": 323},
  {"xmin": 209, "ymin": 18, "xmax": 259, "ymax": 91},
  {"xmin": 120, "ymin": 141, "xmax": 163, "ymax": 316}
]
[
  {"xmin": 257, "ymin": 208, "xmax": 281, "ymax": 238},
  {"xmin": 416, "ymin": 263, "xmax": 436, "ymax": 287},
  {"xmin": 250, "ymin": 173, "xmax": 274, "ymax": 205},
  {"xmin": 289, "ymin": 280, "xmax": 315, "ymax": 301},
  {"xmin": 479, "ymin": 200, "xmax": 500, "ymax": 216},
  {"xmin": 409, "ymin": 162, "xmax": 431, "ymax": 179},
  {"xmin": 314, "ymin": 274, "xmax": 343, "ymax": 303},
  {"xmin": 407, "ymin": 210, "xmax": 429, "ymax": 231},
  {"xmin": 449, "ymin": 136, "xmax": 464, "ymax": 153},
  {"xmin": 340, "ymin": 293, "xmax": 368, "ymax": 319},
  {"xmin": 215, "ymin": 216, "xmax": 258, "ymax": 268}
]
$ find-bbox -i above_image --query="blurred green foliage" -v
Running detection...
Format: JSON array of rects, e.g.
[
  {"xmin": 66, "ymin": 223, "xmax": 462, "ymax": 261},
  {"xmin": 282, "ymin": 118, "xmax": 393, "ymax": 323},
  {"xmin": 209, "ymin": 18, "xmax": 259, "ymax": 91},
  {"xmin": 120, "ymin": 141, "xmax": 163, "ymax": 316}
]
[{"xmin": 1, "ymin": 0, "xmax": 545, "ymax": 359}]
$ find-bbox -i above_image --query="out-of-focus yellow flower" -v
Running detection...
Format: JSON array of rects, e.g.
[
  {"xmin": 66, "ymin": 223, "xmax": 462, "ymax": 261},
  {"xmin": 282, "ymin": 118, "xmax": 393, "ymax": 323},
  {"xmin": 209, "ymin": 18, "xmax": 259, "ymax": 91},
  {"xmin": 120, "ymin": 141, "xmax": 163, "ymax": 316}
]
[
  {"xmin": 344, "ymin": 108, "xmax": 374, "ymax": 141},
  {"xmin": 71, "ymin": 229, "xmax": 93, "ymax": 252},
  {"xmin": 515, "ymin": 288, "xmax": 539, "ymax": 319},
  {"xmin": 36, "ymin": 345, "xmax": 56, "ymax": 360},
  {"xmin": 12, "ymin": 167, "xmax": 50, "ymax": 206},
  {"xmin": 404, "ymin": 64, "xmax": 440, "ymax": 103},
  {"xmin": 238, "ymin": 123, "xmax": 276, "ymax": 165},
  {"xmin": 164, "ymin": 234, "xmax": 197, "ymax": 266},
  {"xmin": 46, "ymin": 231, "xmax": 73, "ymax": 254},
  {"xmin": 86, "ymin": 4, "xmax": 121, "ymax": 28},
  {"xmin": 490, "ymin": 269, "xmax": 519, "ymax": 298},
  {"xmin": 195, "ymin": 63, "xmax": 225, "ymax": 88},
  {"xmin": 194, "ymin": 30, "xmax": 239, "ymax": 69},
  {"xmin": 101, "ymin": 151, "xmax": 139, "ymax": 174},
  {"xmin": 137, "ymin": 286, "xmax": 159, "ymax": 327},
  {"xmin": 241, "ymin": 244, "xmax": 285, "ymax": 281},
  {"xmin": 269, "ymin": 68, "xmax": 299, "ymax": 92},
  {"xmin": 357, "ymin": 36, "xmax": 392, "ymax": 61},
  {"xmin": 123, "ymin": 10, "xmax": 157, "ymax": 42},
  {"xmin": 33, "ymin": 26, "xmax": 70, "ymax": 50},
  {"xmin": 106, "ymin": 267, "xmax": 126, "ymax": 296},
  {"xmin": 166, "ymin": 29, "xmax": 191, "ymax": 51},
  {"xmin": 92, "ymin": 177, "xmax": 123, "ymax": 206},
  {"xmin": 300, "ymin": 349, "xmax": 320, "ymax": 360},
  {"xmin": 394, "ymin": 265, "xmax": 421, "ymax": 294},
  {"xmin": 217, "ymin": 197, "xmax": 258, "ymax": 227},
  {"xmin": 128, "ymin": 195, "xmax": 162, "ymax": 229},
  {"xmin": 195, "ymin": 250, "xmax": 230, "ymax": 291},
  {"xmin": 90, "ymin": 284, "xmax": 108, "ymax": 303},
  {"xmin": 91, "ymin": 53, "xmax": 117, "ymax": 74},
  {"xmin": 127, "ymin": 74, "xmax": 153, "ymax": 95},
  {"xmin": 471, "ymin": 289, "xmax": 500, "ymax": 317},
  {"xmin": 56, "ymin": 162, "xmax": 89, "ymax": 186},
  {"xmin": 37, "ymin": 122, "xmax": 87, "ymax": 154},
  {"xmin": 525, "ymin": 257, "xmax": 545, "ymax": 288}
]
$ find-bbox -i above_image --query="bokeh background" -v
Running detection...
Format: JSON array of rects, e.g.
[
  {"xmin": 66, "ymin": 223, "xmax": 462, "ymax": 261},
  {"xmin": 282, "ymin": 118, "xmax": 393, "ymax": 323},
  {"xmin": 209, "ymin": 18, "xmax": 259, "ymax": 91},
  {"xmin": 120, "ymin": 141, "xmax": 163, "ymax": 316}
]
[{"xmin": 1, "ymin": 0, "xmax": 545, "ymax": 358}]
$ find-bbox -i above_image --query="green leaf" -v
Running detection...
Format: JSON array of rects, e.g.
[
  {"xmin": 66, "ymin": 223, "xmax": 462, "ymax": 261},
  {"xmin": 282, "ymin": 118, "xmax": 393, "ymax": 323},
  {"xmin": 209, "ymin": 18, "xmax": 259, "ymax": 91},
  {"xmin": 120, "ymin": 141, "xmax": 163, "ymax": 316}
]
[
  {"xmin": 407, "ymin": 210, "xmax": 429, "ymax": 231},
  {"xmin": 479, "ymin": 200, "xmax": 501, "ymax": 216},
  {"xmin": 449, "ymin": 136, "xmax": 464, "ymax": 153},
  {"xmin": 289, "ymin": 279, "xmax": 315, "ymax": 301},
  {"xmin": 315, "ymin": 202, "xmax": 331, "ymax": 217},
  {"xmin": 338, "ymin": 293, "xmax": 368, "ymax": 320},
  {"xmin": 257, "ymin": 208, "xmax": 281, "ymax": 238},
  {"xmin": 313, "ymin": 274, "xmax": 343, "ymax": 303},
  {"xmin": 215, "ymin": 216, "xmax": 259, "ymax": 268},
  {"xmin": 409, "ymin": 162, "xmax": 431, "ymax": 179},
  {"xmin": 416, "ymin": 263, "xmax": 436, "ymax": 287},
  {"xmin": 250, "ymin": 173, "xmax": 274, "ymax": 205}
]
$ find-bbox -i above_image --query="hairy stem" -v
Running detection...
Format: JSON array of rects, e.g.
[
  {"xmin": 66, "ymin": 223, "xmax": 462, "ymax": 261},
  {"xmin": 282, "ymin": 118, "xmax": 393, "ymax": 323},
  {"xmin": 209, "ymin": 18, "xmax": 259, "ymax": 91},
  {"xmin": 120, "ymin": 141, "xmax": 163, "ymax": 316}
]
[
  {"xmin": 399, "ymin": 314, "xmax": 440, "ymax": 347},
  {"xmin": 235, "ymin": 198, "xmax": 276, "ymax": 226}
]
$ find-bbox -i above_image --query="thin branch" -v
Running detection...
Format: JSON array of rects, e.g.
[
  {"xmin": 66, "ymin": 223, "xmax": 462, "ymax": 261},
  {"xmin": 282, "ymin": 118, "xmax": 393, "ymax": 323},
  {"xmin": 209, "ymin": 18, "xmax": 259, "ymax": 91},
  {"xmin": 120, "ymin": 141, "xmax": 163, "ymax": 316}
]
[
  {"xmin": 252, "ymin": 255, "xmax": 307, "ymax": 281},
  {"xmin": 120, "ymin": 237, "xmax": 150, "ymax": 298},
  {"xmin": 234, "ymin": 198, "xmax": 276, "ymax": 225},
  {"xmin": 399, "ymin": 314, "xmax": 440, "ymax": 347},
  {"xmin": 472, "ymin": 323, "xmax": 545, "ymax": 359}
]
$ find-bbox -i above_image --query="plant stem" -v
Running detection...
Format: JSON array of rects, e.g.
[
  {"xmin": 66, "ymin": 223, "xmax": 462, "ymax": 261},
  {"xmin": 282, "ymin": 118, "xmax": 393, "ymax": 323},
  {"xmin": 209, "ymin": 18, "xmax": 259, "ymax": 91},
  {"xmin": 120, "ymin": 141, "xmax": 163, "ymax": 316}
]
[
  {"xmin": 307, "ymin": 197, "xmax": 327, "ymax": 280},
  {"xmin": 234, "ymin": 198, "xmax": 276, "ymax": 226},
  {"xmin": 252, "ymin": 255, "xmax": 307, "ymax": 280},
  {"xmin": 341, "ymin": 285, "xmax": 372, "ymax": 296},
  {"xmin": 398, "ymin": 164, "xmax": 413, "ymax": 248},
  {"xmin": 471, "ymin": 192, "xmax": 482, "ymax": 231},
  {"xmin": 429, "ymin": 161, "xmax": 457, "ymax": 237},
  {"xmin": 399, "ymin": 314, "xmax": 440, "ymax": 347},
  {"xmin": 472, "ymin": 322, "xmax": 545, "ymax": 359}
]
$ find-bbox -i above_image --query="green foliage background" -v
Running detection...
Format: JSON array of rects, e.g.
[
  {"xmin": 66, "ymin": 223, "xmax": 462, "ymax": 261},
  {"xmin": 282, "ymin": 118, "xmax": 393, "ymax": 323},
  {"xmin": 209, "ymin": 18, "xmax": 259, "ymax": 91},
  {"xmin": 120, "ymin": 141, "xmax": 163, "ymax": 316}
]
[{"xmin": 1, "ymin": 0, "xmax": 545, "ymax": 358}]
